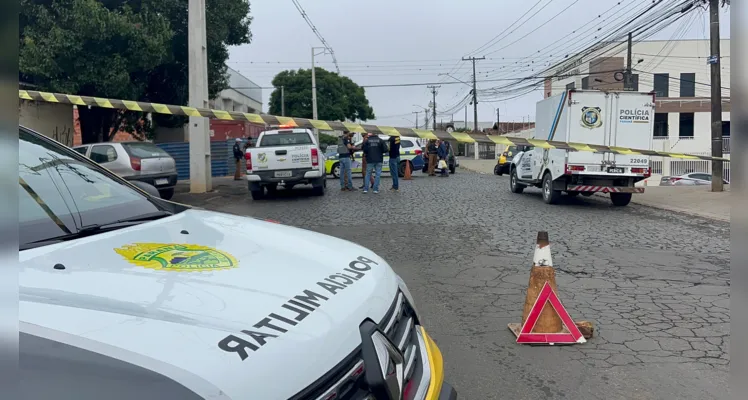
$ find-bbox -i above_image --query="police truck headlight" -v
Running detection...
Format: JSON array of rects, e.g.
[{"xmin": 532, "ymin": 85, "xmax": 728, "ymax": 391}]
[{"xmin": 396, "ymin": 275, "xmax": 421, "ymax": 322}]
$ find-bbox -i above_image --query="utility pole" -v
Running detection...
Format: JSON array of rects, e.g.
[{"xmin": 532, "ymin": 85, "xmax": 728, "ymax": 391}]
[
  {"xmin": 311, "ymin": 47, "xmax": 327, "ymax": 145},
  {"xmin": 188, "ymin": 0, "xmax": 211, "ymax": 193},
  {"xmin": 281, "ymin": 86, "xmax": 285, "ymax": 116},
  {"xmin": 496, "ymin": 108, "xmax": 500, "ymax": 134},
  {"xmin": 464, "ymin": 105, "xmax": 468, "ymax": 129},
  {"xmin": 709, "ymin": 0, "xmax": 724, "ymax": 191},
  {"xmin": 427, "ymin": 85, "xmax": 439, "ymax": 130},
  {"xmin": 462, "ymin": 56, "xmax": 485, "ymax": 133},
  {"xmin": 413, "ymin": 111, "xmax": 420, "ymax": 129},
  {"xmin": 625, "ymin": 32, "xmax": 633, "ymax": 90}
]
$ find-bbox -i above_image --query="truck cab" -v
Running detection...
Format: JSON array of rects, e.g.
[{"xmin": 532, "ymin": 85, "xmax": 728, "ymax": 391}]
[
  {"xmin": 245, "ymin": 126, "xmax": 326, "ymax": 200},
  {"xmin": 510, "ymin": 90, "xmax": 654, "ymax": 206}
]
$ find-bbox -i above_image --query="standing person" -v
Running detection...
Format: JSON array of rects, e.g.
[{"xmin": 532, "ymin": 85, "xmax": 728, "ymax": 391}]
[
  {"xmin": 388, "ymin": 135, "xmax": 401, "ymax": 191},
  {"xmin": 437, "ymin": 139, "xmax": 449, "ymax": 177},
  {"xmin": 337, "ymin": 131, "xmax": 356, "ymax": 191},
  {"xmin": 362, "ymin": 133, "xmax": 387, "ymax": 194},
  {"xmin": 427, "ymin": 139, "xmax": 438, "ymax": 176},
  {"xmin": 232, "ymin": 138, "xmax": 244, "ymax": 180}
]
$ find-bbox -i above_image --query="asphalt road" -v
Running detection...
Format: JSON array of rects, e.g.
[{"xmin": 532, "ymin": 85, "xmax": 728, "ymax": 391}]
[{"xmin": 174, "ymin": 170, "xmax": 730, "ymax": 400}]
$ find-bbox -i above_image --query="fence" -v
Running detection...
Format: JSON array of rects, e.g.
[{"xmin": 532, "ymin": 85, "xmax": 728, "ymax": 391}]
[
  {"xmin": 156, "ymin": 139, "xmax": 239, "ymax": 181},
  {"xmin": 649, "ymin": 154, "xmax": 731, "ymax": 183}
]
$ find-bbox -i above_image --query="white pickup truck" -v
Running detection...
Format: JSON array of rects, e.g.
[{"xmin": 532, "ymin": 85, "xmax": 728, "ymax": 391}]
[
  {"xmin": 245, "ymin": 126, "xmax": 327, "ymax": 200},
  {"xmin": 510, "ymin": 89, "xmax": 654, "ymax": 207}
]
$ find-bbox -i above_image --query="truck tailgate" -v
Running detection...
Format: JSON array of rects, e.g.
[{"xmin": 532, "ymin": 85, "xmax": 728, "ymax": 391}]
[
  {"xmin": 610, "ymin": 92, "xmax": 654, "ymax": 170},
  {"xmin": 252, "ymin": 146, "xmax": 313, "ymax": 175}
]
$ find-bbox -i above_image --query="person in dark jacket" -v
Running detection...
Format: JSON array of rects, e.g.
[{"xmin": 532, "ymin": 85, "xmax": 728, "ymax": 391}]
[
  {"xmin": 388, "ymin": 135, "xmax": 401, "ymax": 191},
  {"xmin": 427, "ymin": 139, "xmax": 438, "ymax": 176},
  {"xmin": 358, "ymin": 134, "xmax": 369, "ymax": 189},
  {"xmin": 232, "ymin": 138, "xmax": 244, "ymax": 180},
  {"xmin": 362, "ymin": 133, "xmax": 388, "ymax": 193},
  {"xmin": 437, "ymin": 140, "xmax": 449, "ymax": 177}
]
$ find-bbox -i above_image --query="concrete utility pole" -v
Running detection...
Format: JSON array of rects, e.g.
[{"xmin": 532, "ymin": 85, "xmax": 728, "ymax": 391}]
[
  {"xmin": 625, "ymin": 32, "xmax": 633, "ymax": 91},
  {"xmin": 427, "ymin": 85, "xmax": 439, "ymax": 130},
  {"xmin": 462, "ymin": 56, "xmax": 485, "ymax": 133},
  {"xmin": 413, "ymin": 111, "xmax": 420, "ymax": 129},
  {"xmin": 188, "ymin": 0, "xmax": 211, "ymax": 193},
  {"xmin": 465, "ymin": 105, "xmax": 468, "ymax": 129},
  {"xmin": 281, "ymin": 86, "xmax": 285, "ymax": 116},
  {"xmin": 311, "ymin": 47, "xmax": 326, "ymax": 145},
  {"xmin": 708, "ymin": 0, "xmax": 724, "ymax": 192}
]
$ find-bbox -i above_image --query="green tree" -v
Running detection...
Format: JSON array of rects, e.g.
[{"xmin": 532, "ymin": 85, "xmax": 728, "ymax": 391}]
[
  {"xmin": 19, "ymin": 0, "xmax": 252, "ymax": 144},
  {"xmin": 268, "ymin": 68, "xmax": 375, "ymax": 122}
]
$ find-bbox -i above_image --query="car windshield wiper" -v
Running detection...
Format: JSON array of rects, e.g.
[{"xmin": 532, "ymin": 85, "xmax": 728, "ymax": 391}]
[{"xmin": 20, "ymin": 211, "xmax": 174, "ymax": 250}]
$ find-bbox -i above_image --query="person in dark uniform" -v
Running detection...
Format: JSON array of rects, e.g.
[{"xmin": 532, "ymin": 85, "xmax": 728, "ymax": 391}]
[
  {"xmin": 388, "ymin": 135, "xmax": 401, "ymax": 191},
  {"xmin": 232, "ymin": 138, "xmax": 244, "ymax": 180},
  {"xmin": 427, "ymin": 139, "xmax": 438, "ymax": 176}
]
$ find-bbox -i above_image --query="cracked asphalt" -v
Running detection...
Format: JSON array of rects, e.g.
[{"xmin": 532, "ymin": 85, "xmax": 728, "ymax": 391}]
[{"xmin": 174, "ymin": 170, "xmax": 730, "ymax": 400}]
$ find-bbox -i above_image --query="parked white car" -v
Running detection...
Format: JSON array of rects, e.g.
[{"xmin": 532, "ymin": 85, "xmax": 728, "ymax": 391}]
[{"xmin": 660, "ymin": 172, "xmax": 729, "ymax": 186}]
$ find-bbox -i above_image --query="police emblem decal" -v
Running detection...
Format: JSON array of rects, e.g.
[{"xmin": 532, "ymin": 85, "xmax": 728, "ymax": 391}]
[
  {"xmin": 580, "ymin": 107, "xmax": 603, "ymax": 129},
  {"xmin": 114, "ymin": 243, "xmax": 239, "ymax": 272},
  {"xmin": 257, "ymin": 153, "xmax": 267, "ymax": 163}
]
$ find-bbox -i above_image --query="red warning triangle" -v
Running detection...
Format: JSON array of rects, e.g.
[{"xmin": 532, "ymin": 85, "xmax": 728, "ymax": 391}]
[{"xmin": 517, "ymin": 281, "xmax": 586, "ymax": 344}]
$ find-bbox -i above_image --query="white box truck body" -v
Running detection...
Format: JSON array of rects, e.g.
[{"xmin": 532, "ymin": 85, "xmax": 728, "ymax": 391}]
[{"xmin": 509, "ymin": 89, "xmax": 655, "ymax": 206}]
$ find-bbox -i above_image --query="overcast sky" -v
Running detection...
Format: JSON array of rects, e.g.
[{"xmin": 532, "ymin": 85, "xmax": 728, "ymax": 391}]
[{"xmin": 227, "ymin": 0, "xmax": 730, "ymax": 128}]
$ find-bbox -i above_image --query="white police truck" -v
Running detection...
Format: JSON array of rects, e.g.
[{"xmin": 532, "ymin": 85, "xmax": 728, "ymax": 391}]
[{"xmin": 510, "ymin": 89, "xmax": 654, "ymax": 206}]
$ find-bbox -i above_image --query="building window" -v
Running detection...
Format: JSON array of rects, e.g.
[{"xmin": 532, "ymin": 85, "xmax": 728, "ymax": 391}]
[
  {"xmin": 631, "ymin": 74, "xmax": 639, "ymax": 91},
  {"xmin": 653, "ymin": 113, "xmax": 668, "ymax": 137},
  {"xmin": 653, "ymin": 73, "xmax": 669, "ymax": 98},
  {"xmin": 581, "ymin": 77, "xmax": 589, "ymax": 89},
  {"xmin": 679, "ymin": 113, "xmax": 694, "ymax": 137},
  {"xmin": 722, "ymin": 121, "xmax": 730, "ymax": 136},
  {"xmin": 566, "ymin": 82, "xmax": 575, "ymax": 90},
  {"xmin": 680, "ymin": 73, "xmax": 696, "ymax": 97}
]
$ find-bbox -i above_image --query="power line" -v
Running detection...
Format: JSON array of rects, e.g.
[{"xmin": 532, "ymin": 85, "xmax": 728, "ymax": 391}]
[{"xmin": 289, "ymin": 0, "xmax": 340, "ymax": 74}]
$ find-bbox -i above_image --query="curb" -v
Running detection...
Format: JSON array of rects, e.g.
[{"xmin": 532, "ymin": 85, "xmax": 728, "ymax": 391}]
[{"xmin": 592, "ymin": 193, "xmax": 728, "ymax": 222}]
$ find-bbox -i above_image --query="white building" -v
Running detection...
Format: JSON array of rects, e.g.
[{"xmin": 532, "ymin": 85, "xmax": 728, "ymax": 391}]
[
  {"xmin": 210, "ymin": 66, "xmax": 263, "ymax": 113},
  {"xmin": 544, "ymin": 39, "xmax": 730, "ymax": 156}
]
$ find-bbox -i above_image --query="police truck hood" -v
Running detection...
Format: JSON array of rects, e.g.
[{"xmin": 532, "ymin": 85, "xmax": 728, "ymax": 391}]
[{"xmin": 20, "ymin": 209, "xmax": 400, "ymax": 400}]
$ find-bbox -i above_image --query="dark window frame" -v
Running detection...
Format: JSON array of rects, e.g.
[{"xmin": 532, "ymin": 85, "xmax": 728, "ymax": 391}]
[
  {"xmin": 566, "ymin": 82, "xmax": 575, "ymax": 91},
  {"xmin": 679, "ymin": 113, "xmax": 695, "ymax": 137},
  {"xmin": 653, "ymin": 113, "xmax": 669, "ymax": 137},
  {"xmin": 653, "ymin": 73, "xmax": 670, "ymax": 98},
  {"xmin": 581, "ymin": 77, "xmax": 589, "ymax": 90},
  {"xmin": 680, "ymin": 73, "xmax": 696, "ymax": 97}
]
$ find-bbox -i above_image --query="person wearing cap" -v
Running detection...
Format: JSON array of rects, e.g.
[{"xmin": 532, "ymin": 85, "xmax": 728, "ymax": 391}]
[
  {"xmin": 338, "ymin": 131, "xmax": 356, "ymax": 191},
  {"xmin": 232, "ymin": 138, "xmax": 244, "ymax": 180}
]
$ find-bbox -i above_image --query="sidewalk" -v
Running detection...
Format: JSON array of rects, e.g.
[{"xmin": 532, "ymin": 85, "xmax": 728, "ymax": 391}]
[{"xmin": 458, "ymin": 158, "xmax": 730, "ymax": 221}]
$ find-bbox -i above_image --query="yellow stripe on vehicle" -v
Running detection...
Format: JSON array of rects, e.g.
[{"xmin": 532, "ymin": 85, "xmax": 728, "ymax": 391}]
[{"xmin": 422, "ymin": 327, "xmax": 445, "ymax": 400}]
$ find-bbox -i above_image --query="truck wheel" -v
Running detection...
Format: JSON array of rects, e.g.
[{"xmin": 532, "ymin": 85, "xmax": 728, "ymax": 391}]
[
  {"xmin": 312, "ymin": 177, "xmax": 326, "ymax": 196},
  {"xmin": 332, "ymin": 163, "xmax": 340, "ymax": 179},
  {"xmin": 449, "ymin": 165, "xmax": 456, "ymax": 174},
  {"xmin": 610, "ymin": 192, "xmax": 633, "ymax": 207},
  {"xmin": 542, "ymin": 172, "xmax": 561, "ymax": 204},
  {"xmin": 494, "ymin": 164, "xmax": 503, "ymax": 176},
  {"xmin": 510, "ymin": 168, "xmax": 524, "ymax": 194},
  {"xmin": 250, "ymin": 188, "xmax": 265, "ymax": 200}
]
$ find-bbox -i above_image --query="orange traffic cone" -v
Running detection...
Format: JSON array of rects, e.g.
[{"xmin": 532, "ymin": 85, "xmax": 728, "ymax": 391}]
[
  {"xmin": 404, "ymin": 161, "xmax": 412, "ymax": 180},
  {"xmin": 508, "ymin": 231, "xmax": 592, "ymax": 344}
]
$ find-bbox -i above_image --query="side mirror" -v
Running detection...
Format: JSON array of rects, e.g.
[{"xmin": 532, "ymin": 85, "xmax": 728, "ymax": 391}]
[{"xmin": 131, "ymin": 181, "xmax": 161, "ymax": 198}]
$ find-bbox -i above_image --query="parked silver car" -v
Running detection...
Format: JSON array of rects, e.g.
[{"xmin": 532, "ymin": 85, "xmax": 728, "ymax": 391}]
[
  {"xmin": 660, "ymin": 172, "xmax": 729, "ymax": 186},
  {"xmin": 73, "ymin": 142, "xmax": 178, "ymax": 199}
]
